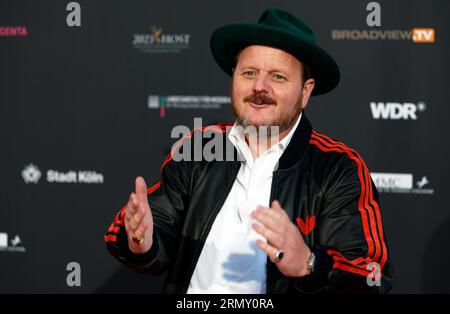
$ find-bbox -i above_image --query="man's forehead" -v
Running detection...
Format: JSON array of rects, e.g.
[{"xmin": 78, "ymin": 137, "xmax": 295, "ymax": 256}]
[{"xmin": 237, "ymin": 45, "xmax": 302, "ymax": 70}]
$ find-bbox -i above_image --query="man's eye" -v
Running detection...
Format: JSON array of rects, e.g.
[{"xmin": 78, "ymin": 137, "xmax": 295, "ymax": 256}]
[
  {"xmin": 273, "ymin": 74, "xmax": 287, "ymax": 81},
  {"xmin": 243, "ymin": 71, "xmax": 255, "ymax": 77}
]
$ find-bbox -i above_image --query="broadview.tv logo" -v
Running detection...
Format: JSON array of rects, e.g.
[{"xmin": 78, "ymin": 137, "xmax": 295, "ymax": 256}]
[
  {"xmin": 332, "ymin": 28, "xmax": 435, "ymax": 43},
  {"xmin": 412, "ymin": 28, "xmax": 434, "ymax": 43}
]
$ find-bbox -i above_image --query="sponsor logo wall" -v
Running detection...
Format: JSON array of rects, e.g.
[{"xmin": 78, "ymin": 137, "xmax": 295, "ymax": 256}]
[{"xmin": 1, "ymin": 0, "xmax": 449, "ymax": 294}]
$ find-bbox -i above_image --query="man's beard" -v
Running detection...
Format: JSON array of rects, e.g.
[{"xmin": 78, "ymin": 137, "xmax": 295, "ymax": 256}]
[{"xmin": 231, "ymin": 91, "xmax": 302, "ymax": 137}]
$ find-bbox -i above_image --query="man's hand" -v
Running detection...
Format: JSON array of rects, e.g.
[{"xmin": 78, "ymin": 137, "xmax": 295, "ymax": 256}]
[
  {"xmin": 251, "ymin": 200, "xmax": 312, "ymax": 277},
  {"xmin": 125, "ymin": 176, "xmax": 154, "ymax": 254}
]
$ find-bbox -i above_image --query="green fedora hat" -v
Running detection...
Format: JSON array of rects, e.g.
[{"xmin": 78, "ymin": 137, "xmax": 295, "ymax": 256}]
[{"xmin": 210, "ymin": 8, "xmax": 340, "ymax": 96}]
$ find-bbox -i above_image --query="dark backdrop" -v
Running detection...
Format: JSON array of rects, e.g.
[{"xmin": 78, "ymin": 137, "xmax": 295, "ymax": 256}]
[{"xmin": 1, "ymin": 0, "xmax": 449, "ymax": 293}]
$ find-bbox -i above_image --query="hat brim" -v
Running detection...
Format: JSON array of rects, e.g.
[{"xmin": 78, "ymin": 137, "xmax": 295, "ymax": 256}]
[{"xmin": 210, "ymin": 24, "xmax": 340, "ymax": 96}]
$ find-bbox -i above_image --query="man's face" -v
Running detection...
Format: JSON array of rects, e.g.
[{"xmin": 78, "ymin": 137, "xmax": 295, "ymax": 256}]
[{"xmin": 231, "ymin": 45, "xmax": 314, "ymax": 134}]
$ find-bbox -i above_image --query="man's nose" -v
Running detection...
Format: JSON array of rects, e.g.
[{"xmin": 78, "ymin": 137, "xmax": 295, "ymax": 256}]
[{"xmin": 252, "ymin": 72, "xmax": 270, "ymax": 93}]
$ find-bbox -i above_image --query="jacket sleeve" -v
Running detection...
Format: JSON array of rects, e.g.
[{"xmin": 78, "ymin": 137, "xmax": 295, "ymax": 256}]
[
  {"xmin": 104, "ymin": 154, "xmax": 192, "ymax": 275},
  {"xmin": 293, "ymin": 154, "xmax": 394, "ymax": 293}
]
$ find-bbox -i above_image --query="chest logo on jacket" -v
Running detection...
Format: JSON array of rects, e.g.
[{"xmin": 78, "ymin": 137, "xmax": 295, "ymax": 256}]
[{"xmin": 296, "ymin": 215, "xmax": 316, "ymax": 236}]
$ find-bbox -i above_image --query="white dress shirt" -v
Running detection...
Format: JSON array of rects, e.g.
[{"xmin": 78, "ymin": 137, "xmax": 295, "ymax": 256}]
[{"xmin": 187, "ymin": 112, "xmax": 302, "ymax": 294}]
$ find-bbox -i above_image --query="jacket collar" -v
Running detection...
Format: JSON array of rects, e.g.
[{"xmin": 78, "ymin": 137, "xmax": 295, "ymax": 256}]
[{"xmin": 277, "ymin": 111, "xmax": 312, "ymax": 170}]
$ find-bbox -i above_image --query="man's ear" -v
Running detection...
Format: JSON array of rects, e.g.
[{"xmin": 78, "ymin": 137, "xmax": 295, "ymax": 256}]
[{"xmin": 300, "ymin": 78, "xmax": 315, "ymax": 110}]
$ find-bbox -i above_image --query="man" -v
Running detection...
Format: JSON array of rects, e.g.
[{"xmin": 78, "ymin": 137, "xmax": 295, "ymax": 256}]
[{"xmin": 105, "ymin": 8, "xmax": 393, "ymax": 293}]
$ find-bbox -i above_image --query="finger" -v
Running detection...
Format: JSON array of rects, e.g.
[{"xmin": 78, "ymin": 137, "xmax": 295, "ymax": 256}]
[
  {"xmin": 125, "ymin": 203, "xmax": 132, "ymax": 221},
  {"xmin": 255, "ymin": 239, "xmax": 279, "ymax": 262},
  {"xmin": 126, "ymin": 193, "xmax": 139, "ymax": 223},
  {"xmin": 272, "ymin": 200, "xmax": 285, "ymax": 213},
  {"xmin": 252, "ymin": 223, "xmax": 284, "ymax": 249},
  {"xmin": 129, "ymin": 215, "xmax": 139, "ymax": 231},
  {"xmin": 271, "ymin": 200, "xmax": 290, "ymax": 220},
  {"xmin": 126, "ymin": 193, "xmax": 137, "ymax": 221},
  {"xmin": 134, "ymin": 222, "xmax": 148, "ymax": 240},
  {"xmin": 132, "ymin": 202, "xmax": 147, "ymax": 228},
  {"xmin": 257, "ymin": 204, "xmax": 284, "ymax": 221},
  {"xmin": 252, "ymin": 206, "xmax": 286, "ymax": 234},
  {"xmin": 131, "ymin": 193, "xmax": 139, "ymax": 211},
  {"xmin": 135, "ymin": 176, "xmax": 148, "ymax": 203}
]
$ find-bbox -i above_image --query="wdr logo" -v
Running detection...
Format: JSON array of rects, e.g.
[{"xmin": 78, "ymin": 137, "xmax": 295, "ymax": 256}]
[{"xmin": 370, "ymin": 102, "xmax": 426, "ymax": 120}]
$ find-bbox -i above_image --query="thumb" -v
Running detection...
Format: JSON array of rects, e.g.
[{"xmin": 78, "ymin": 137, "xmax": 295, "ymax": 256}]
[
  {"xmin": 271, "ymin": 200, "xmax": 284, "ymax": 212},
  {"xmin": 135, "ymin": 176, "xmax": 148, "ymax": 203}
]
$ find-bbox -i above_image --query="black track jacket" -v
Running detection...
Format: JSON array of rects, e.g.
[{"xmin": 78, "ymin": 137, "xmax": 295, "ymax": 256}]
[{"xmin": 105, "ymin": 114, "xmax": 393, "ymax": 293}]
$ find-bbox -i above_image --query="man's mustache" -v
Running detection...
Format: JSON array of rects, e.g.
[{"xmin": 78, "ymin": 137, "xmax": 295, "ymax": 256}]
[{"xmin": 244, "ymin": 93, "xmax": 277, "ymax": 105}]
